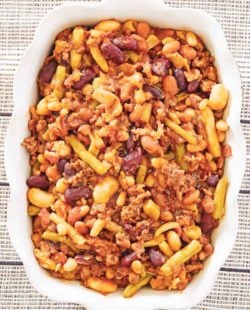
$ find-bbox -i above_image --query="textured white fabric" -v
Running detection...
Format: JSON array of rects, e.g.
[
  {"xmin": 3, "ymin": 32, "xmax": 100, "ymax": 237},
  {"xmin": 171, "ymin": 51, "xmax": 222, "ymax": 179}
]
[{"xmin": 0, "ymin": 0, "xmax": 249, "ymax": 309}]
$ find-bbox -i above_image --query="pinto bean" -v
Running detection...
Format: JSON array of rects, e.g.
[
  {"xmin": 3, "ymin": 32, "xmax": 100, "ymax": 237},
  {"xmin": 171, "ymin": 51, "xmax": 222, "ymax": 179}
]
[
  {"xmin": 38, "ymin": 208, "xmax": 50, "ymax": 229},
  {"xmin": 201, "ymin": 195, "xmax": 215, "ymax": 214},
  {"xmin": 155, "ymin": 28, "xmax": 175, "ymax": 40},
  {"xmin": 136, "ymin": 22, "xmax": 151, "ymax": 38},
  {"xmin": 78, "ymin": 107, "xmax": 93, "ymax": 122},
  {"xmin": 45, "ymin": 166, "xmax": 61, "ymax": 183},
  {"xmin": 75, "ymin": 221, "xmax": 89, "ymax": 235},
  {"xmin": 52, "ymin": 252, "xmax": 67, "ymax": 264},
  {"xmin": 180, "ymin": 45, "xmax": 197, "ymax": 60},
  {"xmin": 162, "ymin": 40, "xmax": 180, "ymax": 56},
  {"xmin": 162, "ymin": 75, "xmax": 179, "ymax": 96},
  {"xmin": 183, "ymin": 190, "xmax": 200, "ymax": 205},
  {"xmin": 222, "ymin": 145, "xmax": 232, "ymax": 158},
  {"xmin": 141, "ymin": 136, "xmax": 163, "ymax": 157},
  {"xmin": 67, "ymin": 207, "xmax": 82, "ymax": 225}
]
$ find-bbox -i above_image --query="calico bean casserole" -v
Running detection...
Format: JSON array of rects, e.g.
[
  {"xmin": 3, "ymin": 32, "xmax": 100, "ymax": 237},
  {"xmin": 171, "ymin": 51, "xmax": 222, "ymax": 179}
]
[{"xmin": 23, "ymin": 19, "xmax": 231, "ymax": 297}]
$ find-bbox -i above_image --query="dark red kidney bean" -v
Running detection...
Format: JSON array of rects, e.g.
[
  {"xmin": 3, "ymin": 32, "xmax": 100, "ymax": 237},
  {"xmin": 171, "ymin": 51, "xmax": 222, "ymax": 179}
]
[
  {"xmin": 120, "ymin": 252, "xmax": 137, "ymax": 266},
  {"xmin": 63, "ymin": 163, "xmax": 75, "ymax": 179},
  {"xmin": 107, "ymin": 193, "xmax": 119, "ymax": 208},
  {"xmin": 174, "ymin": 69, "xmax": 187, "ymax": 91},
  {"xmin": 143, "ymin": 84, "xmax": 163, "ymax": 99},
  {"xmin": 112, "ymin": 36, "xmax": 138, "ymax": 51},
  {"xmin": 126, "ymin": 136, "xmax": 135, "ymax": 151},
  {"xmin": 118, "ymin": 147, "xmax": 127, "ymax": 157},
  {"xmin": 187, "ymin": 80, "xmax": 200, "ymax": 93},
  {"xmin": 200, "ymin": 213, "xmax": 218, "ymax": 234},
  {"xmin": 122, "ymin": 147, "xmax": 142, "ymax": 174},
  {"xmin": 124, "ymin": 223, "xmax": 133, "ymax": 232},
  {"xmin": 149, "ymin": 248, "xmax": 165, "ymax": 266},
  {"xmin": 207, "ymin": 174, "xmax": 219, "ymax": 187},
  {"xmin": 57, "ymin": 159, "xmax": 67, "ymax": 173},
  {"xmin": 75, "ymin": 255, "xmax": 93, "ymax": 265},
  {"xmin": 101, "ymin": 42, "xmax": 125, "ymax": 64},
  {"xmin": 151, "ymin": 57, "xmax": 170, "ymax": 76},
  {"xmin": 73, "ymin": 68, "xmax": 96, "ymax": 90},
  {"xmin": 74, "ymin": 255, "xmax": 86, "ymax": 265},
  {"xmin": 38, "ymin": 61, "xmax": 57, "ymax": 83},
  {"xmin": 26, "ymin": 175, "xmax": 49, "ymax": 190},
  {"xmin": 64, "ymin": 186, "xmax": 92, "ymax": 205}
]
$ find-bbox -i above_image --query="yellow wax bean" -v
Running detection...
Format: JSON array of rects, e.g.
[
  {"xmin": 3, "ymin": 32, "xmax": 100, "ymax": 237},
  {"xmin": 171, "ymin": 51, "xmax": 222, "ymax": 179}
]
[
  {"xmin": 49, "ymin": 212, "xmax": 86, "ymax": 246},
  {"xmin": 42, "ymin": 231, "xmax": 78, "ymax": 252},
  {"xmin": 201, "ymin": 107, "xmax": 221, "ymax": 157},
  {"xmin": 144, "ymin": 234, "xmax": 165, "ymax": 247},
  {"xmin": 136, "ymin": 164, "xmax": 147, "ymax": 184},
  {"xmin": 146, "ymin": 34, "xmax": 160, "ymax": 50},
  {"xmin": 155, "ymin": 222, "xmax": 180, "ymax": 237},
  {"xmin": 123, "ymin": 274, "xmax": 152, "ymax": 298},
  {"xmin": 93, "ymin": 176, "xmax": 119, "ymax": 204},
  {"xmin": 165, "ymin": 118, "xmax": 197, "ymax": 144},
  {"xmin": 34, "ymin": 249, "xmax": 56, "ymax": 271},
  {"xmin": 90, "ymin": 46, "xmax": 109, "ymax": 72},
  {"xmin": 212, "ymin": 176, "xmax": 228, "ymax": 219},
  {"xmin": 69, "ymin": 135, "xmax": 109, "ymax": 175},
  {"xmin": 160, "ymin": 240, "xmax": 202, "ymax": 276},
  {"xmin": 87, "ymin": 277, "xmax": 117, "ymax": 294},
  {"xmin": 143, "ymin": 199, "xmax": 160, "ymax": 221},
  {"xmin": 174, "ymin": 144, "xmax": 188, "ymax": 171},
  {"xmin": 90, "ymin": 218, "xmax": 106, "ymax": 237},
  {"xmin": 105, "ymin": 221, "xmax": 123, "ymax": 233},
  {"xmin": 159, "ymin": 241, "xmax": 174, "ymax": 257}
]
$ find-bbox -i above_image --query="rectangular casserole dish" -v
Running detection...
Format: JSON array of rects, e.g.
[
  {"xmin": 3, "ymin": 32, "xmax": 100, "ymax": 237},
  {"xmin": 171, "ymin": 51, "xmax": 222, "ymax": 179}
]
[{"xmin": 5, "ymin": 0, "xmax": 246, "ymax": 309}]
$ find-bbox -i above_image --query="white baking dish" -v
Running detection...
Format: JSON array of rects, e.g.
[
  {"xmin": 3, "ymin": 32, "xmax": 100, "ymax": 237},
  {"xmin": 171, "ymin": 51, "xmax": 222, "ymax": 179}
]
[{"xmin": 5, "ymin": 0, "xmax": 246, "ymax": 309}]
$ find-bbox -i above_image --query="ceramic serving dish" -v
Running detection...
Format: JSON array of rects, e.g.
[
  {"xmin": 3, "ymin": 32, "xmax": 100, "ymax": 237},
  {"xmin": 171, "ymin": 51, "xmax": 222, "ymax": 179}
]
[{"xmin": 5, "ymin": 0, "xmax": 246, "ymax": 309}]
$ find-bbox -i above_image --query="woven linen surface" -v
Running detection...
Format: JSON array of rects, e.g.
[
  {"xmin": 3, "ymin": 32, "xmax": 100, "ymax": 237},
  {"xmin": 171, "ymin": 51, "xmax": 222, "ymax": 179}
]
[{"xmin": 0, "ymin": 0, "xmax": 249, "ymax": 309}]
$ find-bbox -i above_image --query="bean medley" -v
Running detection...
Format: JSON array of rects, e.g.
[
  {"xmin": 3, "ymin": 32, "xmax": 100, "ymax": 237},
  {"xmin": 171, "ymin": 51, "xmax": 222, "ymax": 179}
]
[{"xmin": 23, "ymin": 19, "xmax": 231, "ymax": 297}]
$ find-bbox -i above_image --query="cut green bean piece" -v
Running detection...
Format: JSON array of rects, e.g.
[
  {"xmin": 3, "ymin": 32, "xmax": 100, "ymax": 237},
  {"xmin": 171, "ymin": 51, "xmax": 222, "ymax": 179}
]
[{"xmin": 123, "ymin": 274, "xmax": 152, "ymax": 298}]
